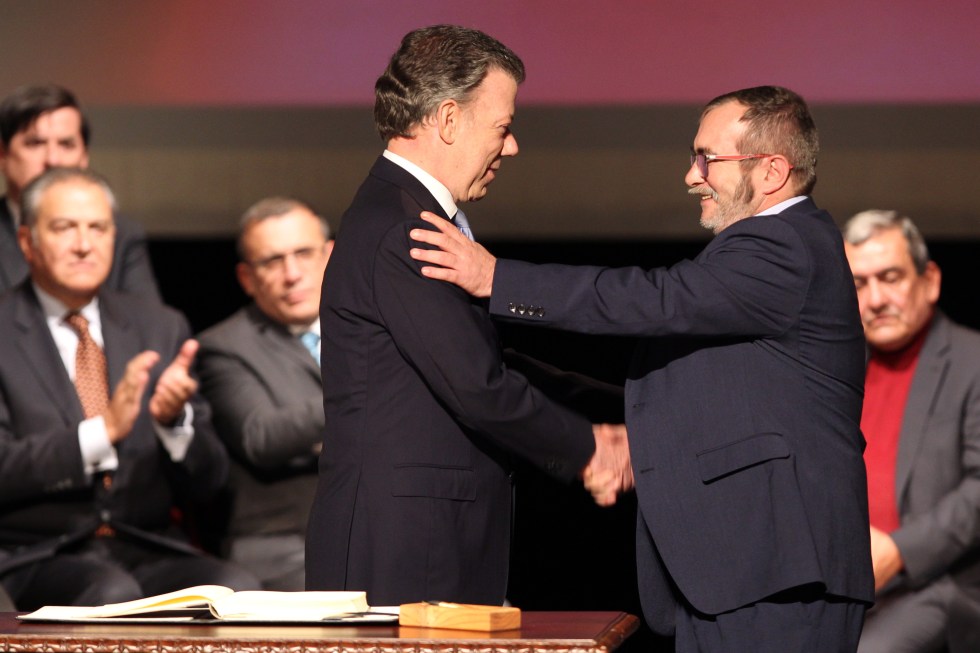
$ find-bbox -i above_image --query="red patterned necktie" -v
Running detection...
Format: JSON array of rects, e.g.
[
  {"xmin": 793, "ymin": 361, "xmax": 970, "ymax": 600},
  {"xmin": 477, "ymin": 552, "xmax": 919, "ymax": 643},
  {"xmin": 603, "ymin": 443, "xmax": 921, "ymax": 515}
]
[{"xmin": 65, "ymin": 312, "xmax": 110, "ymax": 419}]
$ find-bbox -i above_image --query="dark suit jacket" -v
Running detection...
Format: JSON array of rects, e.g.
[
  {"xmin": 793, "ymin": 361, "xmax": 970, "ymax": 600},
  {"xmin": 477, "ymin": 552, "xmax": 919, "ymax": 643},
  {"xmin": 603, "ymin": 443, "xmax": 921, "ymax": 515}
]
[
  {"xmin": 0, "ymin": 283, "xmax": 228, "ymax": 571},
  {"xmin": 490, "ymin": 199, "xmax": 875, "ymax": 633},
  {"xmin": 306, "ymin": 156, "xmax": 596, "ymax": 605},
  {"xmin": 889, "ymin": 313, "xmax": 980, "ymax": 623},
  {"xmin": 197, "ymin": 304, "xmax": 322, "ymax": 541},
  {"xmin": 0, "ymin": 197, "xmax": 159, "ymax": 300}
]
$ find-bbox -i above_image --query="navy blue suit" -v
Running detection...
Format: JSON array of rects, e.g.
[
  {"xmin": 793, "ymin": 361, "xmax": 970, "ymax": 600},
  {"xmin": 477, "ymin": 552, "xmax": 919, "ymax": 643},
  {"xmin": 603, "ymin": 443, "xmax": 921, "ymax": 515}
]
[
  {"xmin": 306, "ymin": 157, "xmax": 596, "ymax": 605},
  {"xmin": 490, "ymin": 199, "xmax": 875, "ymax": 636}
]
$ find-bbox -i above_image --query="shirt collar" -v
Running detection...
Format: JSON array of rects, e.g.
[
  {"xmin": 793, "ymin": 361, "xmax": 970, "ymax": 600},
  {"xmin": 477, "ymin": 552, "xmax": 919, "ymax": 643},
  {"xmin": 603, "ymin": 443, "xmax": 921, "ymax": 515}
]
[
  {"xmin": 755, "ymin": 195, "xmax": 808, "ymax": 216},
  {"xmin": 288, "ymin": 317, "xmax": 320, "ymax": 338},
  {"xmin": 33, "ymin": 283, "xmax": 101, "ymax": 327},
  {"xmin": 382, "ymin": 150, "xmax": 458, "ymax": 219}
]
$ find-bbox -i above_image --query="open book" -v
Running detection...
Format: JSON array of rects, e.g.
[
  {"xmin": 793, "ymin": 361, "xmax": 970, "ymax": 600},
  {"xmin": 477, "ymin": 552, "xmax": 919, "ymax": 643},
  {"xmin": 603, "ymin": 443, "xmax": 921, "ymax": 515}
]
[{"xmin": 18, "ymin": 585, "xmax": 392, "ymax": 623}]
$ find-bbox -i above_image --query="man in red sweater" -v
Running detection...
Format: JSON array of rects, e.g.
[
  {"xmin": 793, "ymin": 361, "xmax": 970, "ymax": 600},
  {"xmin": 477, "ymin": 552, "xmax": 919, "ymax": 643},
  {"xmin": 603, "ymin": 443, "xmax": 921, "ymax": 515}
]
[{"xmin": 844, "ymin": 210, "xmax": 980, "ymax": 653}]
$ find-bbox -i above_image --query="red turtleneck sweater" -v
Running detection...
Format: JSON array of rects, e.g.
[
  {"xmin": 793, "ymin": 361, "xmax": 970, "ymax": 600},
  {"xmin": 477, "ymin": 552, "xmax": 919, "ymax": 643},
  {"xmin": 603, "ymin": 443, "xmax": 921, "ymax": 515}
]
[{"xmin": 861, "ymin": 326, "xmax": 930, "ymax": 532}]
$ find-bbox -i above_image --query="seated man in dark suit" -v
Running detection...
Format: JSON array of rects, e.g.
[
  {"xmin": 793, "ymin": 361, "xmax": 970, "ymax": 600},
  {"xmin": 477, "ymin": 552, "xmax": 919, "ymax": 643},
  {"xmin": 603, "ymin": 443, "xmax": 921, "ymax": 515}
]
[
  {"xmin": 198, "ymin": 197, "xmax": 333, "ymax": 590},
  {"xmin": 0, "ymin": 167, "xmax": 259, "ymax": 610},
  {"xmin": 0, "ymin": 84, "xmax": 159, "ymax": 298},
  {"xmin": 843, "ymin": 210, "xmax": 980, "ymax": 653}
]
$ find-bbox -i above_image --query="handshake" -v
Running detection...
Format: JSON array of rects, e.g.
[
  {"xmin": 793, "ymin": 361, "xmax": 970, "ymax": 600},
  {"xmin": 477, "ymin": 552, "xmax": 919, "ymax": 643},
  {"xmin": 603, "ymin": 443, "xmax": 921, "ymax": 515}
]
[{"xmin": 583, "ymin": 424, "xmax": 634, "ymax": 506}]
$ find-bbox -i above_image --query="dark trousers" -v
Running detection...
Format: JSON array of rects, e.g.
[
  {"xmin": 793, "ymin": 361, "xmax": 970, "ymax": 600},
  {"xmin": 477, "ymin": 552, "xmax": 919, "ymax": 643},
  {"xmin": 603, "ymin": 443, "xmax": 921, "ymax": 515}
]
[
  {"xmin": 674, "ymin": 587, "xmax": 867, "ymax": 653},
  {"xmin": 1, "ymin": 537, "xmax": 260, "ymax": 611}
]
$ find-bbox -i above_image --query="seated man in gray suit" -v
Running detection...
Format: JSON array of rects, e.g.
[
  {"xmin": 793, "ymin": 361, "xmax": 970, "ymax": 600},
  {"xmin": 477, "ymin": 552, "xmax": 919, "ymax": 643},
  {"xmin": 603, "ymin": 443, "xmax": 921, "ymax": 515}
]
[
  {"xmin": 0, "ymin": 168, "xmax": 258, "ymax": 610},
  {"xmin": 843, "ymin": 210, "xmax": 980, "ymax": 653},
  {"xmin": 0, "ymin": 84, "xmax": 159, "ymax": 298},
  {"xmin": 197, "ymin": 197, "xmax": 332, "ymax": 590}
]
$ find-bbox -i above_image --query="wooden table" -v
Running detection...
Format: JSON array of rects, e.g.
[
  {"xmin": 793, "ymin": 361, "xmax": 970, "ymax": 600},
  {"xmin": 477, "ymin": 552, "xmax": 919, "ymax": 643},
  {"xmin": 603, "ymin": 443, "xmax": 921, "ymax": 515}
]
[{"xmin": 0, "ymin": 611, "xmax": 638, "ymax": 653}]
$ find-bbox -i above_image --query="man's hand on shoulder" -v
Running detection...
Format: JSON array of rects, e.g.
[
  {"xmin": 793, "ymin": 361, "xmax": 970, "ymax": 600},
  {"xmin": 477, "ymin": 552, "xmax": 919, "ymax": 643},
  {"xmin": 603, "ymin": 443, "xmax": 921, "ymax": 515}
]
[{"xmin": 409, "ymin": 211, "xmax": 496, "ymax": 298}]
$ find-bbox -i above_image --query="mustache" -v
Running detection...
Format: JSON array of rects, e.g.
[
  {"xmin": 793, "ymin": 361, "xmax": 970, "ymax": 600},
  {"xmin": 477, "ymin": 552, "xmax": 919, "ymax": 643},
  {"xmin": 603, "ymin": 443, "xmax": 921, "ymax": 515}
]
[
  {"xmin": 866, "ymin": 308, "xmax": 900, "ymax": 323},
  {"xmin": 688, "ymin": 186, "xmax": 719, "ymax": 201}
]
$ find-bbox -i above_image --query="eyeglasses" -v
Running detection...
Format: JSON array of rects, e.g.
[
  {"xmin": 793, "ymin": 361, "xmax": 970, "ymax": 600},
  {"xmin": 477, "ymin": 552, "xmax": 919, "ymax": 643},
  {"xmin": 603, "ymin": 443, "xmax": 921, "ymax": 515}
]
[
  {"xmin": 689, "ymin": 150, "xmax": 773, "ymax": 179},
  {"xmin": 249, "ymin": 244, "xmax": 326, "ymax": 275}
]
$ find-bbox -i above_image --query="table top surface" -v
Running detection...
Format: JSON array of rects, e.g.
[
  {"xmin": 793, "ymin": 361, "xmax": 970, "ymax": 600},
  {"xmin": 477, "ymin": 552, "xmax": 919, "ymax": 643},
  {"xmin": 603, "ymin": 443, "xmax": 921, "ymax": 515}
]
[{"xmin": 0, "ymin": 610, "xmax": 639, "ymax": 653}]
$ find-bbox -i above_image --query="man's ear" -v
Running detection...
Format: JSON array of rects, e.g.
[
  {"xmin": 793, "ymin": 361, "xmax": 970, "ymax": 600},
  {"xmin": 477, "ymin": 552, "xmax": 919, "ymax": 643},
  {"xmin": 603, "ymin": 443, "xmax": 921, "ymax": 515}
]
[
  {"xmin": 435, "ymin": 99, "xmax": 461, "ymax": 145},
  {"xmin": 17, "ymin": 224, "xmax": 33, "ymax": 262},
  {"xmin": 923, "ymin": 260, "xmax": 942, "ymax": 304},
  {"xmin": 758, "ymin": 154, "xmax": 793, "ymax": 196},
  {"xmin": 236, "ymin": 262, "xmax": 256, "ymax": 297}
]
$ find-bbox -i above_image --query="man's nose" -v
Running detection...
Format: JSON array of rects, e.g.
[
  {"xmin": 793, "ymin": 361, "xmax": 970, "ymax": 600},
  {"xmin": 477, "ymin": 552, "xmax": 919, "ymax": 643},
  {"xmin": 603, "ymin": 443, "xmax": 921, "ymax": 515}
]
[
  {"xmin": 684, "ymin": 159, "xmax": 704, "ymax": 187},
  {"xmin": 44, "ymin": 145, "xmax": 63, "ymax": 168},
  {"xmin": 72, "ymin": 227, "xmax": 93, "ymax": 253},
  {"xmin": 865, "ymin": 279, "xmax": 886, "ymax": 309},
  {"xmin": 502, "ymin": 132, "xmax": 518, "ymax": 157},
  {"xmin": 282, "ymin": 253, "xmax": 303, "ymax": 281}
]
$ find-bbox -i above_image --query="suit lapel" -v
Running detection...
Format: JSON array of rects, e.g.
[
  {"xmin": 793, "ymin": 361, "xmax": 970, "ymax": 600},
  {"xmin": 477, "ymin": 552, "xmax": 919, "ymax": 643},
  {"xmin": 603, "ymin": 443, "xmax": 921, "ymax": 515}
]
[
  {"xmin": 99, "ymin": 292, "xmax": 140, "ymax": 388},
  {"xmin": 247, "ymin": 305, "xmax": 320, "ymax": 381},
  {"xmin": 895, "ymin": 314, "xmax": 950, "ymax": 508},
  {"xmin": 12, "ymin": 286, "xmax": 83, "ymax": 423}
]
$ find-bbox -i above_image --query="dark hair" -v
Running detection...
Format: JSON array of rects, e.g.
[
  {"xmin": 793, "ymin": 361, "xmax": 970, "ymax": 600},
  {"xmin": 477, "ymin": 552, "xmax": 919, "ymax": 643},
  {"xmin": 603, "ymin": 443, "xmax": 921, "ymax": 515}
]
[
  {"xmin": 237, "ymin": 196, "xmax": 330, "ymax": 260},
  {"xmin": 0, "ymin": 84, "xmax": 90, "ymax": 148},
  {"xmin": 21, "ymin": 167, "xmax": 115, "ymax": 229},
  {"xmin": 702, "ymin": 86, "xmax": 818, "ymax": 195},
  {"xmin": 374, "ymin": 24, "xmax": 525, "ymax": 141}
]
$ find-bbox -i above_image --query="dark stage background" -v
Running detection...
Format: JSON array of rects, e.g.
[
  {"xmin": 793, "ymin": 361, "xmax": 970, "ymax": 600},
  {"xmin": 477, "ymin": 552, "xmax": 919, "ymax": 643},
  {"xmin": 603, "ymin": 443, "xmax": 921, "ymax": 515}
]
[{"xmin": 151, "ymin": 236, "xmax": 979, "ymax": 651}]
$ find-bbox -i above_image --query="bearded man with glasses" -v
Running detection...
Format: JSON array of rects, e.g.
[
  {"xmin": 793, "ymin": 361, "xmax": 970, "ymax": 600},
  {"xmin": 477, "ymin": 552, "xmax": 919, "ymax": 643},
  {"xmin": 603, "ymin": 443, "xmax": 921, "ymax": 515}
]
[{"xmin": 410, "ymin": 85, "xmax": 874, "ymax": 652}]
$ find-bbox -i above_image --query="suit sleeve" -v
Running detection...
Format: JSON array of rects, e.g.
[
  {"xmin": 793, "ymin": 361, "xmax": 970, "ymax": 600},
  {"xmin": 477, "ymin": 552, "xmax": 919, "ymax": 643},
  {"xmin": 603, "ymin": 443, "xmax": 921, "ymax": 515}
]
[
  {"xmin": 489, "ymin": 219, "xmax": 808, "ymax": 339},
  {"xmin": 0, "ymin": 399, "xmax": 88, "ymax": 505},
  {"xmin": 891, "ymin": 364, "xmax": 980, "ymax": 586},
  {"xmin": 373, "ymin": 221, "xmax": 595, "ymax": 481},
  {"xmin": 197, "ymin": 341, "xmax": 323, "ymax": 469}
]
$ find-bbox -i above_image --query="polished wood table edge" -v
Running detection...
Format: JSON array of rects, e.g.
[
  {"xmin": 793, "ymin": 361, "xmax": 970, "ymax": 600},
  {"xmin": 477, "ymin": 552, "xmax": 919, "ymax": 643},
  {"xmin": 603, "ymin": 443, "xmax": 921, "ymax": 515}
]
[{"xmin": 0, "ymin": 611, "xmax": 640, "ymax": 653}]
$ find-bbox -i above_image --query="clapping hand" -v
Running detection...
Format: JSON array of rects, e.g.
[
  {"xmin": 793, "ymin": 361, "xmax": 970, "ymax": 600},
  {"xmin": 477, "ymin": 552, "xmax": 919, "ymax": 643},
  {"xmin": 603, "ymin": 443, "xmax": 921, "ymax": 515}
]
[{"xmin": 149, "ymin": 339, "xmax": 200, "ymax": 426}]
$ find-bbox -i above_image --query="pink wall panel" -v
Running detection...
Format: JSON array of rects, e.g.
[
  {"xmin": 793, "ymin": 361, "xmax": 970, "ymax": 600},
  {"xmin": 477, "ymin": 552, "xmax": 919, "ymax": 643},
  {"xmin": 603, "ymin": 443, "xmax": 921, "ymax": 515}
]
[{"xmin": 1, "ymin": 0, "xmax": 977, "ymax": 106}]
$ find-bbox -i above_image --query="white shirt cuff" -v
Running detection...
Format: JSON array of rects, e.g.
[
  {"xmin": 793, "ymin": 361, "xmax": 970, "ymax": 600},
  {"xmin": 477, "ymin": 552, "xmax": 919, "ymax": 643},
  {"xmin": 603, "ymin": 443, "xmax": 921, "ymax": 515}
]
[
  {"xmin": 153, "ymin": 403, "xmax": 195, "ymax": 462},
  {"xmin": 78, "ymin": 415, "xmax": 119, "ymax": 476}
]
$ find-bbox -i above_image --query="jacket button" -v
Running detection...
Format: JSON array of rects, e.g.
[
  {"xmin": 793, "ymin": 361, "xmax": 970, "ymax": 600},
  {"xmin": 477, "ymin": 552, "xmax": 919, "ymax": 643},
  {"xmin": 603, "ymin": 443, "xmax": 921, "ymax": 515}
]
[{"xmin": 508, "ymin": 303, "xmax": 517, "ymax": 313}]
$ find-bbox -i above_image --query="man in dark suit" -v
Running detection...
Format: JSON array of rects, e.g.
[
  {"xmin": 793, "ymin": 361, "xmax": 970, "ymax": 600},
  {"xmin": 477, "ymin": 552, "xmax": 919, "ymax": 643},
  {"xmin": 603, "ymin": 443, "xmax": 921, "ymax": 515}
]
[
  {"xmin": 843, "ymin": 210, "xmax": 980, "ymax": 652},
  {"xmin": 0, "ymin": 167, "xmax": 258, "ymax": 610},
  {"xmin": 306, "ymin": 25, "xmax": 627, "ymax": 606},
  {"xmin": 0, "ymin": 84, "xmax": 158, "ymax": 298},
  {"xmin": 198, "ymin": 197, "xmax": 333, "ymax": 590},
  {"xmin": 411, "ymin": 86, "xmax": 874, "ymax": 651}
]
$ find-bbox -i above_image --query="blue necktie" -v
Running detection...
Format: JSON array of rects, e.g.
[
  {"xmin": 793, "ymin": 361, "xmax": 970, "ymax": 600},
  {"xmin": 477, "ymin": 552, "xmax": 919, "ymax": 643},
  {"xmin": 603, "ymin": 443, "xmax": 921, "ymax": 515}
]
[
  {"xmin": 454, "ymin": 209, "xmax": 474, "ymax": 241},
  {"xmin": 300, "ymin": 331, "xmax": 320, "ymax": 366}
]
